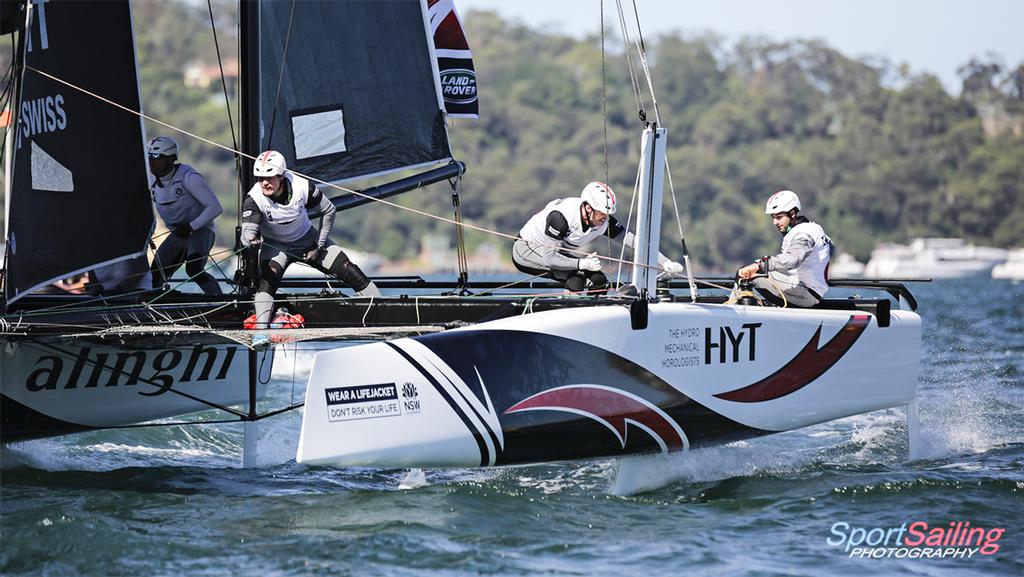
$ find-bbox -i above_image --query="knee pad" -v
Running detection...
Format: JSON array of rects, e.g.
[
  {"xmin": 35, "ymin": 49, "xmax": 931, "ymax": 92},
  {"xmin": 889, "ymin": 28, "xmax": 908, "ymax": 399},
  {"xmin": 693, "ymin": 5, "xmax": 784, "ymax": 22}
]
[
  {"xmin": 587, "ymin": 271, "xmax": 609, "ymax": 289},
  {"xmin": 328, "ymin": 254, "xmax": 371, "ymax": 292},
  {"xmin": 564, "ymin": 272, "xmax": 587, "ymax": 292},
  {"xmin": 258, "ymin": 261, "xmax": 285, "ymax": 294}
]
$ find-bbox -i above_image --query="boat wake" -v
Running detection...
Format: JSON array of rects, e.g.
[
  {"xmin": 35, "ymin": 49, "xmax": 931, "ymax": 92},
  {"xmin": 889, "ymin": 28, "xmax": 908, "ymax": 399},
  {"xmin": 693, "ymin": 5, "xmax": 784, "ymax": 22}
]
[
  {"xmin": 910, "ymin": 385, "xmax": 1022, "ymax": 462},
  {"xmin": 608, "ymin": 379, "xmax": 1022, "ymax": 496}
]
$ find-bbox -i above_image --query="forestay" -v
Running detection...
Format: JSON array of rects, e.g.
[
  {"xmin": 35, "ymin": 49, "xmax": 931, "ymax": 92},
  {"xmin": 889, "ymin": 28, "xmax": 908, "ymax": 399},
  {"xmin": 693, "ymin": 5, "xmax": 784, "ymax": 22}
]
[
  {"xmin": 5, "ymin": 0, "xmax": 153, "ymax": 303},
  {"xmin": 258, "ymin": 0, "xmax": 452, "ymax": 184}
]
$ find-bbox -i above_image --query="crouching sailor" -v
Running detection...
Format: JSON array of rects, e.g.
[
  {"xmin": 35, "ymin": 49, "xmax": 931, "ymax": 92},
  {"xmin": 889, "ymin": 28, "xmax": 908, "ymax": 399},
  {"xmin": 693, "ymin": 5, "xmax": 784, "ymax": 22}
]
[
  {"xmin": 241, "ymin": 150, "xmax": 380, "ymax": 329},
  {"xmin": 513, "ymin": 181, "xmax": 684, "ymax": 294},
  {"xmin": 737, "ymin": 189, "xmax": 833, "ymax": 307}
]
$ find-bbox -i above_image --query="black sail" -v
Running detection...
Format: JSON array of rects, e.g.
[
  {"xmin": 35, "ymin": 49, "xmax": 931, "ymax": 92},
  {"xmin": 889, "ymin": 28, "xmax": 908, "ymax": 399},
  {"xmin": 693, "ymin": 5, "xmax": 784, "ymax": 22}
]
[
  {"xmin": 6, "ymin": 0, "xmax": 152, "ymax": 303},
  {"xmin": 259, "ymin": 0, "xmax": 452, "ymax": 184}
]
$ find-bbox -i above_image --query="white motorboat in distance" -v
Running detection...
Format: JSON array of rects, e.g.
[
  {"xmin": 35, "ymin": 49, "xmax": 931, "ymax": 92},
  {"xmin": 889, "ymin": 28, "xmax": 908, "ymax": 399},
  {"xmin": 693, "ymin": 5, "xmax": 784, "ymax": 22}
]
[
  {"xmin": 992, "ymin": 249, "xmax": 1024, "ymax": 281},
  {"xmin": 828, "ymin": 253, "xmax": 865, "ymax": 278},
  {"xmin": 864, "ymin": 238, "xmax": 1008, "ymax": 279}
]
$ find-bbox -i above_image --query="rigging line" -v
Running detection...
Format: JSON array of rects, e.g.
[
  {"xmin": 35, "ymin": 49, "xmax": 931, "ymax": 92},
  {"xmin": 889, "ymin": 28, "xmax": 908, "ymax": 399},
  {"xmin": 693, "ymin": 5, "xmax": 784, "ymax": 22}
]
[
  {"xmin": 265, "ymin": 0, "xmax": 298, "ymax": 147},
  {"xmin": 141, "ymin": 302, "xmax": 177, "ymax": 325},
  {"xmin": 633, "ymin": 33, "xmax": 661, "ymax": 124},
  {"xmin": 619, "ymin": 0, "xmax": 659, "ymax": 124},
  {"xmin": 11, "ymin": 262, "xmax": 241, "ymax": 318},
  {"xmin": 665, "ymin": 162, "xmax": 698, "ymax": 302},
  {"xmin": 205, "ymin": 0, "xmax": 242, "ymax": 216},
  {"xmin": 147, "ymin": 246, "xmax": 243, "ymax": 305},
  {"xmin": 361, "ymin": 296, "xmax": 375, "ymax": 325},
  {"xmin": 168, "ymin": 246, "xmax": 240, "ymax": 283},
  {"xmin": 615, "ymin": 158, "xmax": 643, "ymax": 285},
  {"xmin": 22, "ymin": 66, "xmax": 673, "ymax": 276},
  {"xmin": 472, "ymin": 272, "xmax": 550, "ymax": 297},
  {"xmin": 145, "ymin": 299, "xmax": 236, "ymax": 325},
  {"xmin": 0, "ymin": 35, "xmax": 18, "ymax": 171},
  {"xmin": 630, "ymin": 0, "xmax": 647, "ymax": 54},
  {"xmin": 613, "ymin": 0, "xmax": 646, "ymax": 120}
]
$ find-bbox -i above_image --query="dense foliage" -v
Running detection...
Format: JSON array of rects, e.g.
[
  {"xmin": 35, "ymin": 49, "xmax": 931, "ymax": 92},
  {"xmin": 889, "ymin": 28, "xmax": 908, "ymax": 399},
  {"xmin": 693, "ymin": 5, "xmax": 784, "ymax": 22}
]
[{"xmin": 3, "ymin": 2, "xmax": 1022, "ymax": 271}]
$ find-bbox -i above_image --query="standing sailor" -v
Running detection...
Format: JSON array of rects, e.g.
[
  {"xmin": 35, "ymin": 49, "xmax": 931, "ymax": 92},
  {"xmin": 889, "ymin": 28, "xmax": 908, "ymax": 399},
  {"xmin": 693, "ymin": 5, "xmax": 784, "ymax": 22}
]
[
  {"xmin": 513, "ymin": 181, "xmax": 684, "ymax": 293},
  {"xmin": 147, "ymin": 136, "xmax": 224, "ymax": 295},
  {"xmin": 737, "ymin": 190, "xmax": 833, "ymax": 307},
  {"xmin": 241, "ymin": 150, "xmax": 380, "ymax": 329}
]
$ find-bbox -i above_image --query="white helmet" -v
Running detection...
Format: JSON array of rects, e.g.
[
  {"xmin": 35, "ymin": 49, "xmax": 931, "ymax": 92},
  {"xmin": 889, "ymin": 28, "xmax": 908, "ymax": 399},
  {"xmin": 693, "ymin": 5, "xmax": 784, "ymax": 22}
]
[
  {"xmin": 580, "ymin": 181, "xmax": 616, "ymax": 215},
  {"xmin": 147, "ymin": 136, "xmax": 178, "ymax": 157},
  {"xmin": 253, "ymin": 150, "xmax": 287, "ymax": 177},
  {"xmin": 765, "ymin": 190, "xmax": 801, "ymax": 214}
]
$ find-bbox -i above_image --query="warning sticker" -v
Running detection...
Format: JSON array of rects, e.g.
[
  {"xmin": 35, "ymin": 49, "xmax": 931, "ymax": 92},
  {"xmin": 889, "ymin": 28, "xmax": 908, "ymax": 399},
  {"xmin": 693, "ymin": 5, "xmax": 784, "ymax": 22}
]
[{"xmin": 324, "ymin": 383, "xmax": 401, "ymax": 422}]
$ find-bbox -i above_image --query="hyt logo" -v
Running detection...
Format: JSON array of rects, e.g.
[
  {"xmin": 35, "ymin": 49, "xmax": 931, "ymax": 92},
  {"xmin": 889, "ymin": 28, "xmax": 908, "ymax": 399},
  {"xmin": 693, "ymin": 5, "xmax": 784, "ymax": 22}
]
[
  {"xmin": 705, "ymin": 323, "xmax": 762, "ymax": 364},
  {"xmin": 401, "ymin": 381, "xmax": 421, "ymax": 414}
]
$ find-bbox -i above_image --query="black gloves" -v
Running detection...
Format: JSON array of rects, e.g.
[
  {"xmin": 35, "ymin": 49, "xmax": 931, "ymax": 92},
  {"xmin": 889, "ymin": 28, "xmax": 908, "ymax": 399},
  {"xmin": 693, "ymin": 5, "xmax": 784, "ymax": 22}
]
[
  {"xmin": 170, "ymin": 223, "xmax": 193, "ymax": 238},
  {"xmin": 303, "ymin": 245, "xmax": 325, "ymax": 263}
]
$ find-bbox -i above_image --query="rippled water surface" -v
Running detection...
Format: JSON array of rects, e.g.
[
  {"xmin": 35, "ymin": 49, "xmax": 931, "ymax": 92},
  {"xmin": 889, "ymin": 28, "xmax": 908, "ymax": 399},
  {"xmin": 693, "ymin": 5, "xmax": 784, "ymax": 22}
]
[{"xmin": 2, "ymin": 279, "xmax": 1022, "ymax": 576}]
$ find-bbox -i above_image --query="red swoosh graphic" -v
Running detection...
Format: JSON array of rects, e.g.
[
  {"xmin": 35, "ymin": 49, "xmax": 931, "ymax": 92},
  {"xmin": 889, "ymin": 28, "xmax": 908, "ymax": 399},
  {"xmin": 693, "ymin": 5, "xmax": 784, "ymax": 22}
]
[
  {"xmin": 504, "ymin": 385, "xmax": 686, "ymax": 451},
  {"xmin": 714, "ymin": 315, "xmax": 871, "ymax": 403}
]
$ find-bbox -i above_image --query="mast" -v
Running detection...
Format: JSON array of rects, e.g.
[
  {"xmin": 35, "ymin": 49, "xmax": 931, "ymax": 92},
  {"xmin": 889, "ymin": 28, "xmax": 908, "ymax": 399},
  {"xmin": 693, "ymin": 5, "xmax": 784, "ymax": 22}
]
[
  {"xmin": 239, "ymin": 0, "xmax": 259, "ymax": 190},
  {"xmin": 2, "ymin": 1, "xmax": 30, "ymax": 306},
  {"xmin": 631, "ymin": 125, "xmax": 667, "ymax": 297}
]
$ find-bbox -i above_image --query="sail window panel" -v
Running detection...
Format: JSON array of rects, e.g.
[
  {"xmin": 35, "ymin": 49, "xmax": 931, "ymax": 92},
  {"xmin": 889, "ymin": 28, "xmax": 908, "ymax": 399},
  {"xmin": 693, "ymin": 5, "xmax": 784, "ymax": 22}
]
[
  {"xmin": 30, "ymin": 141, "xmax": 75, "ymax": 192},
  {"xmin": 291, "ymin": 107, "xmax": 347, "ymax": 160}
]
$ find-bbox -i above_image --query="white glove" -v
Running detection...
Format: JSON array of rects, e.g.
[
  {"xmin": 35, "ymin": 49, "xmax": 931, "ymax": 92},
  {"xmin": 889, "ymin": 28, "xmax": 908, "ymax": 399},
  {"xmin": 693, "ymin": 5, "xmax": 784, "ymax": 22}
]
[
  {"xmin": 579, "ymin": 256, "xmax": 603, "ymax": 272},
  {"xmin": 663, "ymin": 260, "xmax": 684, "ymax": 275}
]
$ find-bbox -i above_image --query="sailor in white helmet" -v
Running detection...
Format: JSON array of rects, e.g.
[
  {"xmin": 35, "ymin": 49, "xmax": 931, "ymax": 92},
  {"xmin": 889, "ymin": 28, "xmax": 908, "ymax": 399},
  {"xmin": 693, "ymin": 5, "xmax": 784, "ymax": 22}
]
[
  {"xmin": 241, "ymin": 150, "xmax": 380, "ymax": 329},
  {"xmin": 513, "ymin": 181, "xmax": 684, "ymax": 294},
  {"xmin": 738, "ymin": 190, "xmax": 834, "ymax": 307},
  {"xmin": 147, "ymin": 136, "xmax": 224, "ymax": 295}
]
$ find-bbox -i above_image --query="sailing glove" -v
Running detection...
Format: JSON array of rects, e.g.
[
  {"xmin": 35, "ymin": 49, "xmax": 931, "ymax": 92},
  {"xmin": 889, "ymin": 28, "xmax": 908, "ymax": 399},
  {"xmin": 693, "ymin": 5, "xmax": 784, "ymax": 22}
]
[
  {"xmin": 579, "ymin": 256, "xmax": 602, "ymax": 272},
  {"xmin": 663, "ymin": 260, "xmax": 684, "ymax": 275},
  {"xmin": 170, "ymin": 223, "xmax": 193, "ymax": 238},
  {"xmin": 304, "ymin": 246, "xmax": 325, "ymax": 263}
]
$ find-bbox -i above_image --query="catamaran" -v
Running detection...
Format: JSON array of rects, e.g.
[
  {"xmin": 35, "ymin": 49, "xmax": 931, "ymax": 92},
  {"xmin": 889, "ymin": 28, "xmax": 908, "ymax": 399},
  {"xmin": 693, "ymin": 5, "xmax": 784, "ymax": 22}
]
[{"xmin": 2, "ymin": 0, "xmax": 922, "ymax": 471}]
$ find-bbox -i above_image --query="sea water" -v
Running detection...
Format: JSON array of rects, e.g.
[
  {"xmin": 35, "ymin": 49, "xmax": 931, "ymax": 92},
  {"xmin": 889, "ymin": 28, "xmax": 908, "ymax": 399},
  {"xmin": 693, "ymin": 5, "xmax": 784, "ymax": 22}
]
[{"xmin": 1, "ymin": 278, "xmax": 1021, "ymax": 576}]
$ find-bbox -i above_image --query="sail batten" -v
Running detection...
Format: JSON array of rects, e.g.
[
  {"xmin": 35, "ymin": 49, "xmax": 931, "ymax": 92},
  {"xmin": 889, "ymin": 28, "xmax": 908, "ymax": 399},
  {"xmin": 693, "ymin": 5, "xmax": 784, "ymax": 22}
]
[
  {"xmin": 259, "ymin": 0, "xmax": 452, "ymax": 185},
  {"xmin": 6, "ymin": 0, "xmax": 153, "ymax": 303}
]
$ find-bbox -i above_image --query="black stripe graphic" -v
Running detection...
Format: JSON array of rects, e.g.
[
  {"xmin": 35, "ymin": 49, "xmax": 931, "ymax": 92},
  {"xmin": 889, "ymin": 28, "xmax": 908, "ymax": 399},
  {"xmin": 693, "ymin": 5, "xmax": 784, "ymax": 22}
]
[
  {"xmin": 424, "ymin": 358, "xmax": 503, "ymax": 464},
  {"xmin": 384, "ymin": 342, "xmax": 489, "ymax": 466}
]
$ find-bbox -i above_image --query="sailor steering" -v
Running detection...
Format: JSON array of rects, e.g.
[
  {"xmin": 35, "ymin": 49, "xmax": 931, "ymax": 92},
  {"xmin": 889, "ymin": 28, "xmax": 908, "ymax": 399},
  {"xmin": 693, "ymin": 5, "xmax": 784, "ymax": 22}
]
[{"xmin": 737, "ymin": 190, "xmax": 833, "ymax": 307}]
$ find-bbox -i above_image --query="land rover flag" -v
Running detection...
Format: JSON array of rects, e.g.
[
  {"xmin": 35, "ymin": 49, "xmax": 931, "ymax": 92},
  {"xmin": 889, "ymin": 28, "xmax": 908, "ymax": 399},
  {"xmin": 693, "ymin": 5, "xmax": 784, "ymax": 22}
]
[{"xmin": 427, "ymin": 0, "xmax": 479, "ymax": 118}]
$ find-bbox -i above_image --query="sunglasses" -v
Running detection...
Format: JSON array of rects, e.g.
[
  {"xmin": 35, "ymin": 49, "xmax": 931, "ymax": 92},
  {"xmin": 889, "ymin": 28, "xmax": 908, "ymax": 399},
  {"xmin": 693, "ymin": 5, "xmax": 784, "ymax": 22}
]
[
  {"xmin": 147, "ymin": 153, "xmax": 167, "ymax": 159},
  {"xmin": 256, "ymin": 176, "xmax": 279, "ymax": 182}
]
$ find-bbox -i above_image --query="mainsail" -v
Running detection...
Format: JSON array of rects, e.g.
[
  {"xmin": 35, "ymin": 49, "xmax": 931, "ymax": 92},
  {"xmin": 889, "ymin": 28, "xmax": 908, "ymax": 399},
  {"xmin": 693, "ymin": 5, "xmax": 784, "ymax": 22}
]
[
  {"xmin": 5, "ymin": 0, "xmax": 152, "ymax": 303},
  {"xmin": 258, "ymin": 0, "xmax": 452, "ymax": 185}
]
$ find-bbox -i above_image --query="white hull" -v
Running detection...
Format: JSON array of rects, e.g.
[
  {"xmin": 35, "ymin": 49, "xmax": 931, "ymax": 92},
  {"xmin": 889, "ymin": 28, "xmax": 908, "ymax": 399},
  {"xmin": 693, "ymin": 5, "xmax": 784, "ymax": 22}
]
[
  {"xmin": 2, "ymin": 341, "xmax": 272, "ymax": 437},
  {"xmin": 297, "ymin": 302, "xmax": 921, "ymax": 468}
]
